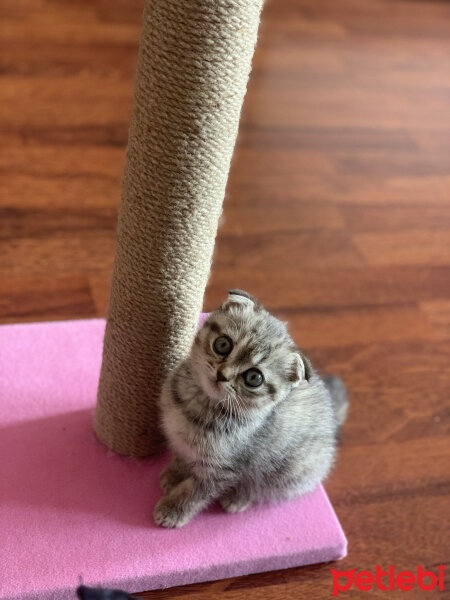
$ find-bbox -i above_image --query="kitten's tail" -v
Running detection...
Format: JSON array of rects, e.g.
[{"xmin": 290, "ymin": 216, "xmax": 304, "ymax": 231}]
[{"xmin": 322, "ymin": 374, "xmax": 349, "ymax": 427}]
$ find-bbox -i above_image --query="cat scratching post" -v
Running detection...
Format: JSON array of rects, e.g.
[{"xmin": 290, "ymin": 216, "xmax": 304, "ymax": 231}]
[{"xmin": 94, "ymin": 0, "xmax": 264, "ymax": 457}]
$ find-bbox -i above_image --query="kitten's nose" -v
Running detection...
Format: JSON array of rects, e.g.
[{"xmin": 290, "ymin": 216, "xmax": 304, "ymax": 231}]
[{"xmin": 216, "ymin": 370, "xmax": 228, "ymax": 382}]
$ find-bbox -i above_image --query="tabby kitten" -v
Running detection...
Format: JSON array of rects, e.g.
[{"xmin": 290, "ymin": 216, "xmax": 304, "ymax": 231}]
[{"xmin": 154, "ymin": 290, "xmax": 348, "ymax": 528}]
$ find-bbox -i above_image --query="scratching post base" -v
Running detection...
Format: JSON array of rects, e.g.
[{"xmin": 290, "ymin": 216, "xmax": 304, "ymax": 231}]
[{"xmin": 0, "ymin": 319, "xmax": 346, "ymax": 600}]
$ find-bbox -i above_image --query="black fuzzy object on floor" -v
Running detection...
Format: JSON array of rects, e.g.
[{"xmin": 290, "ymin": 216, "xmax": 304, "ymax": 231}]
[{"xmin": 76, "ymin": 585, "xmax": 141, "ymax": 600}]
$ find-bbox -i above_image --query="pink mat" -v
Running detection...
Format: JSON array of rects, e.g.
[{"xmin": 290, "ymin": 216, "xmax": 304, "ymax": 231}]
[{"xmin": 0, "ymin": 319, "xmax": 346, "ymax": 600}]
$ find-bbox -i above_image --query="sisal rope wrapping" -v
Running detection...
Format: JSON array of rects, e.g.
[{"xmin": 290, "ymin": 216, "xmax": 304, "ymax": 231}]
[{"xmin": 94, "ymin": 0, "xmax": 263, "ymax": 457}]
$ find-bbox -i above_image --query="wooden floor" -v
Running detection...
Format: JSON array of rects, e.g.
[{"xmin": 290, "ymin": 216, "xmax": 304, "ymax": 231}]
[{"xmin": 1, "ymin": 0, "xmax": 449, "ymax": 598}]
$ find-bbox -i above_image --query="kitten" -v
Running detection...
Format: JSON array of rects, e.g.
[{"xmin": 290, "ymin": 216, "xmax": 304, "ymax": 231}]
[{"xmin": 154, "ymin": 290, "xmax": 348, "ymax": 528}]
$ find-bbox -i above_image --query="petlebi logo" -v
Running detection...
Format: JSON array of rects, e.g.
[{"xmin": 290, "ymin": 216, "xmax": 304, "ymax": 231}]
[{"xmin": 331, "ymin": 564, "xmax": 445, "ymax": 596}]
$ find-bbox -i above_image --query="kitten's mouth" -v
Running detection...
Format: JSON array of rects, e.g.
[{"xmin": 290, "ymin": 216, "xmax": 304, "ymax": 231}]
[{"xmin": 209, "ymin": 376, "xmax": 226, "ymax": 396}]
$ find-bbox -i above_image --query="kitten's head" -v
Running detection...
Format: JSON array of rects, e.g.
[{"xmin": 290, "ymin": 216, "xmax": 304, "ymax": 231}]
[{"xmin": 191, "ymin": 290, "xmax": 312, "ymax": 412}]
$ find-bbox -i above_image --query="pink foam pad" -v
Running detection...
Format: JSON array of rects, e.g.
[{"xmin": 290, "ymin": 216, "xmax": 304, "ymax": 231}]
[{"xmin": 0, "ymin": 319, "xmax": 347, "ymax": 600}]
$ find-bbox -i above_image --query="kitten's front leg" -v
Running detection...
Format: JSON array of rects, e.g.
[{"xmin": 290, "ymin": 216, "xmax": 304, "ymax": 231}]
[
  {"xmin": 220, "ymin": 485, "xmax": 252, "ymax": 514},
  {"xmin": 159, "ymin": 454, "xmax": 188, "ymax": 494},
  {"xmin": 154, "ymin": 476, "xmax": 212, "ymax": 528}
]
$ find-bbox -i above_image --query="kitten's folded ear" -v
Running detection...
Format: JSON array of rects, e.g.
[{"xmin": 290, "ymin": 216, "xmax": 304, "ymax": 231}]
[
  {"xmin": 222, "ymin": 289, "xmax": 260, "ymax": 310},
  {"xmin": 289, "ymin": 350, "xmax": 313, "ymax": 386}
]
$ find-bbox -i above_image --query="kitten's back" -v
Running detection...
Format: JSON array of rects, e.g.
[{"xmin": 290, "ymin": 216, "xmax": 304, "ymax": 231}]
[{"xmin": 322, "ymin": 374, "xmax": 349, "ymax": 427}]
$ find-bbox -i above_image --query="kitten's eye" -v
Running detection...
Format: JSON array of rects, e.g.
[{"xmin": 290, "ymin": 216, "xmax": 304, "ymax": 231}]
[
  {"xmin": 213, "ymin": 335, "xmax": 233, "ymax": 356},
  {"xmin": 243, "ymin": 368, "xmax": 264, "ymax": 388}
]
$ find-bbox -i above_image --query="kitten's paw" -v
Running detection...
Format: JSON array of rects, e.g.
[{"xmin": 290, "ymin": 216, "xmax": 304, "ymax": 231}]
[
  {"xmin": 220, "ymin": 494, "xmax": 252, "ymax": 514},
  {"xmin": 153, "ymin": 497, "xmax": 192, "ymax": 528}
]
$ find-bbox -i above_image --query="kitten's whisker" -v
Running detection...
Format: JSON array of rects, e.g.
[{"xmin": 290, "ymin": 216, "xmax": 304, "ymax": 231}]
[
  {"xmin": 219, "ymin": 395, "xmax": 229, "ymax": 431},
  {"xmin": 226, "ymin": 396, "xmax": 232, "ymax": 432},
  {"xmin": 219, "ymin": 399, "xmax": 227, "ymax": 426},
  {"xmin": 234, "ymin": 395, "xmax": 251, "ymax": 437},
  {"xmin": 226, "ymin": 395, "xmax": 234, "ymax": 433}
]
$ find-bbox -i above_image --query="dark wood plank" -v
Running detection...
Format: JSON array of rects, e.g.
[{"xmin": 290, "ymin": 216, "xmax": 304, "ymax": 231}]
[
  {"xmin": 1, "ymin": 0, "xmax": 449, "ymax": 599},
  {"xmin": 204, "ymin": 266, "xmax": 450, "ymax": 310},
  {"xmin": 0, "ymin": 276, "xmax": 96, "ymax": 323}
]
